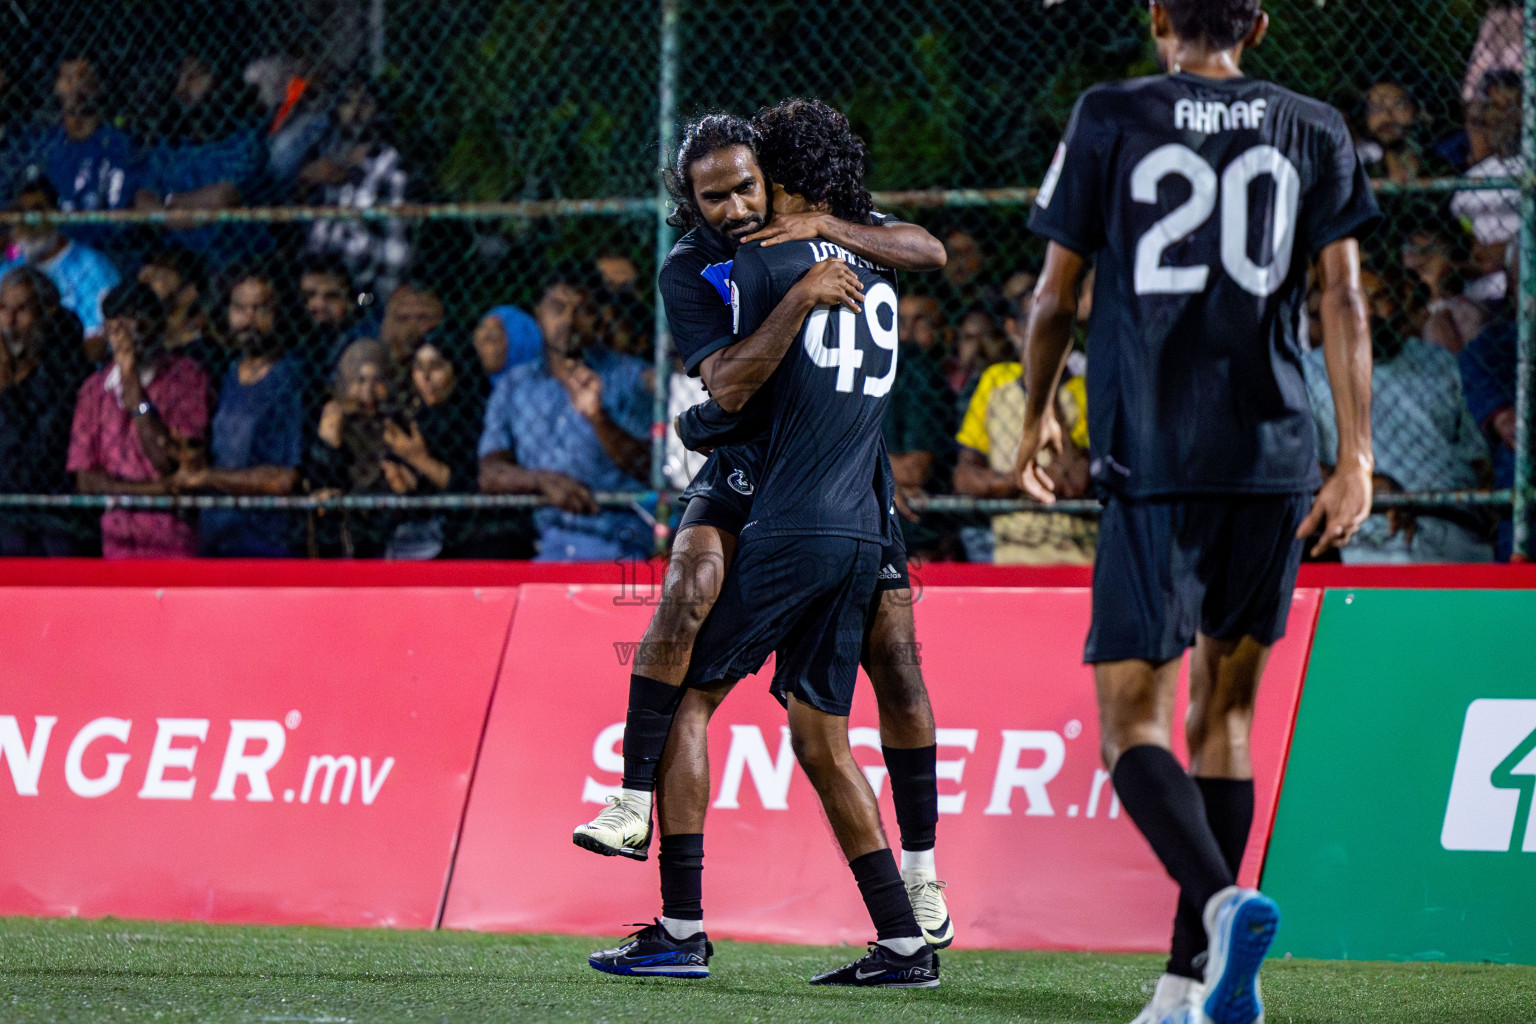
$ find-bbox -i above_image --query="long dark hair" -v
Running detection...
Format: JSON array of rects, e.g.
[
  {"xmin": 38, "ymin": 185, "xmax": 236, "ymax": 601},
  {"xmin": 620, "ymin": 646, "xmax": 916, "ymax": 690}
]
[
  {"xmin": 662, "ymin": 113, "xmax": 759, "ymax": 232},
  {"xmin": 752, "ymin": 98, "xmax": 873, "ymax": 225}
]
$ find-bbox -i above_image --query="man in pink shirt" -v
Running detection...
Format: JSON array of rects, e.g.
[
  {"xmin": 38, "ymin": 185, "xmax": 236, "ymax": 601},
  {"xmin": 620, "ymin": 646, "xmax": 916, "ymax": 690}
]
[{"xmin": 68, "ymin": 281, "xmax": 209, "ymax": 558}]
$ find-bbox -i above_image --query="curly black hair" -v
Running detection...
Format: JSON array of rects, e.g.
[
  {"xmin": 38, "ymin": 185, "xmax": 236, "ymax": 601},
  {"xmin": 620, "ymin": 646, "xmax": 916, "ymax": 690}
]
[
  {"xmin": 663, "ymin": 113, "xmax": 760, "ymax": 231},
  {"xmin": 1159, "ymin": 0, "xmax": 1262, "ymax": 51},
  {"xmin": 752, "ymin": 98, "xmax": 874, "ymax": 226}
]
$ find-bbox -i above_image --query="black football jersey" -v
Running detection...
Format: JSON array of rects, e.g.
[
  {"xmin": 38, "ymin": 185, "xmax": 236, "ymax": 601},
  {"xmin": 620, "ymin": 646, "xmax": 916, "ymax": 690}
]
[
  {"xmin": 658, "ymin": 225, "xmax": 738, "ymax": 376},
  {"xmin": 1029, "ymin": 72, "xmax": 1381, "ymax": 497},
  {"xmin": 727, "ymin": 238, "xmax": 900, "ymax": 542}
]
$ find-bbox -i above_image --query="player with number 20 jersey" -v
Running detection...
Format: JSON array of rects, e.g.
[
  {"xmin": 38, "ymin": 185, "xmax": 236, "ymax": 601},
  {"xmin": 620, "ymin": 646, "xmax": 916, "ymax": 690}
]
[{"xmin": 1019, "ymin": 3, "xmax": 1379, "ymax": 1023}]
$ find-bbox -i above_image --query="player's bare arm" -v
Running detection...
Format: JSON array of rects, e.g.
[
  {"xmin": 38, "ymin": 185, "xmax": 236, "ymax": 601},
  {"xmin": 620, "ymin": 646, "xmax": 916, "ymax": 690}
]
[
  {"xmin": 1013, "ymin": 241, "xmax": 1087, "ymax": 503},
  {"xmin": 698, "ymin": 253, "xmax": 864, "ymax": 413},
  {"xmin": 745, "ymin": 212, "xmax": 947, "ymax": 272},
  {"xmin": 1298, "ymin": 238, "xmax": 1374, "ymax": 555}
]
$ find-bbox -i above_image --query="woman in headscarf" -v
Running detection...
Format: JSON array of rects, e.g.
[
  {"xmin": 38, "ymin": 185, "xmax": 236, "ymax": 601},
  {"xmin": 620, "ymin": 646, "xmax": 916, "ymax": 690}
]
[
  {"xmin": 376, "ymin": 339, "xmax": 486, "ymax": 558},
  {"xmin": 306, "ymin": 337, "xmax": 402, "ymax": 555},
  {"xmin": 471, "ymin": 304, "xmax": 543, "ymax": 391}
]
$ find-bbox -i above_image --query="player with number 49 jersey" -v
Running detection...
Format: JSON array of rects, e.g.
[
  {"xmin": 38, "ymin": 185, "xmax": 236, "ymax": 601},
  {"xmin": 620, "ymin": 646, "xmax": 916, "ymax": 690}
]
[
  {"xmin": 727, "ymin": 239, "xmax": 900, "ymax": 543},
  {"xmin": 1030, "ymin": 71, "xmax": 1379, "ymax": 497}
]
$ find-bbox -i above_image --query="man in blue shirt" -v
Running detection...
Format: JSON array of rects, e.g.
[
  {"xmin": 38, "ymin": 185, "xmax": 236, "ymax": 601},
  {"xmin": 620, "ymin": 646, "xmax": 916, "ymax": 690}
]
[
  {"xmin": 0, "ymin": 179, "xmax": 121, "ymax": 338},
  {"xmin": 31, "ymin": 57, "xmax": 140, "ymax": 255},
  {"xmin": 478, "ymin": 272, "xmax": 653, "ymax": 561},
  {"xmin": 173, "ymin": 267, "xmax": 303, "ymax": 557},
  {"xmin": 133, "ymin": 54, "xmax": 269, "ymax": 269}
]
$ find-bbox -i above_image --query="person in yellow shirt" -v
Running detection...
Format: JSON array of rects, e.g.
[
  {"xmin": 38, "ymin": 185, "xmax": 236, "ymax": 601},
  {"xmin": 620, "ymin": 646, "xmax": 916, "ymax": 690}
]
[{"xmin": 952, "ymin": 293, "xmax": 1095, "ymax": 564}]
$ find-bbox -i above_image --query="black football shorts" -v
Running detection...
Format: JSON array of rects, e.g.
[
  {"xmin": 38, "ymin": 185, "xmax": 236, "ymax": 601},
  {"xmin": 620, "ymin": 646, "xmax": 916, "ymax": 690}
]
[
  {"xmin": 1085, "ymin": 492, "xmax": 1311, "ymax": 664},
  {"xmin": 684, "ymin": 534, "xmax": 882, "ymax": 717}
]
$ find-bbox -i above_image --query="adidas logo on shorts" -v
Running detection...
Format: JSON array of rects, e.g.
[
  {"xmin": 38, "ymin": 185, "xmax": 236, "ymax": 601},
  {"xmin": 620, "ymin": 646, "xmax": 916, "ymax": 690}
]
[{"xmin": 878, "ymin": 563, "xmax": 903, "ymax": 581}]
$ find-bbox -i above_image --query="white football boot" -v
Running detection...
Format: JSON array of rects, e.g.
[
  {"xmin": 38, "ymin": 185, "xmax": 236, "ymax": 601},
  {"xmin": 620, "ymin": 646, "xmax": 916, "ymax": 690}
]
[
  {"xmin": 1128, "ymin": 973, "xmax": 1203, "ymax": 1024},
  {"xmin": 572, "ymin": 792, "xmax": 653, "ymax": 860},
  {"xmin": 904, "ymin": 873, "xmax": 954, "ymax": 949}
]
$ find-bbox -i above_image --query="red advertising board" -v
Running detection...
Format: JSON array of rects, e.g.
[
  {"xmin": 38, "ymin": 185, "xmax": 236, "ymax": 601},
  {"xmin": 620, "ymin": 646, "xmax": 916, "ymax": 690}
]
[
  {"xmin": 0, "ymin": 587, "xmax": 515, "ymax": 928},
  {"xmin": 444, "ymin": 585, "xmax": 1320, "ymax": 951}
]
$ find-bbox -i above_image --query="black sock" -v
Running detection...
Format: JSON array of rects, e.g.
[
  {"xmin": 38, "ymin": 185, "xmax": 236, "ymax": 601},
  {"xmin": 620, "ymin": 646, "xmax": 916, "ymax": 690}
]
[
  {"xmin": 1112, "ymin": 746, "xmax": 1234, "ymax": 919},
  {"xmin": 620, "ymin": 674, "xmax": 685, "ymax": 791},
  {"xmin": 848, "ymin": 849, "xmax": 922, "ymax": 941},
  {"xmin": 658, "ymin": 833, "xmax": 704, "ymax": 925},
  {"xmin": 882, "ymin": 745, "xmax": 938, "ymax": 853},
  {"xmin": 1168, "ymin": 778, "xmax": 1255, "ymax": 979}
]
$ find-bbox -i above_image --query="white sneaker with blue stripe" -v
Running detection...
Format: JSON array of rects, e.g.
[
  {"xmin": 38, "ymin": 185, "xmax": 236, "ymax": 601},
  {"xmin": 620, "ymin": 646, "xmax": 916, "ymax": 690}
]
[{"xmin": 1198, "ymin": 886, "xmax": 1279, "ymax": 1024}]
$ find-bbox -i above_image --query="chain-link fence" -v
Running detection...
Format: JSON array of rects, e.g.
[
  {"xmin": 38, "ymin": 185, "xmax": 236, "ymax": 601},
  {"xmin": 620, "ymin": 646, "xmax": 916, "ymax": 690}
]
[{"xmin": 0, "ymin": 0, "xmax": 1530, "ymax": 562}]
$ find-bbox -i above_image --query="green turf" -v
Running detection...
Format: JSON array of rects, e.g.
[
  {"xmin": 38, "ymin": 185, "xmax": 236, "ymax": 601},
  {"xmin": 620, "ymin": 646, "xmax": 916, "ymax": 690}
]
[{"xmin": 1, "ymin": 918, "xmax": 1531, "ymax": 1024}]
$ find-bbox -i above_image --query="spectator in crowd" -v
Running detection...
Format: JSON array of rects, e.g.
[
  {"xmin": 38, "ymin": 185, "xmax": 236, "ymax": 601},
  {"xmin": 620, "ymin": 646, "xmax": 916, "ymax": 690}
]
[
  {"xmin": 1460, "ymin": 272, "xmax": 1527, "ymax": 561},
  {"xmin": 67, "ymin": 281, "xmax": 209, "ymax": 559},
  {"xmin": 1, "ymin": 178, "xmax": 121, "ymax": 339},
  {"xmin": 0, "ymin": 268, "xmax": 86, "ymax": 555},
  {"xmin": 1355, "ymin": 81, "xmax": 1443, "ymax": 184},
  {"xmin": 595, "ymin": 252, "xmax": 640, "ymax": 294},
  {"xmin": 478, "ymin": 273, "xmax": 653, "ymax": 561},
  {"xmin": 1463, "ymin": 5, "xmax": 1523, "ymax": 106},
  {"xmin": 885, "ymin": 293, "xmax": 958, "ymax": 561},
  {"xmin": 595, "ymin": 287, "xmax": 652, "ymax": 359},
  {"xmin": 307, "ymin": 337, "xmax": 408, "ymax": 557},
  {"xmin": 663, "ymin": 355, "xmax": 710, "ymax": 493},
  {"xmin": 0, "ymin": 53, "xmax": 32, "ymax": 203},
  {"xmin": 376, "ymin": 340, "xmax": 486, "ymax": 559},
  {"xmin": 472, "ymin": 303, "xmax": 543, "ymax": 390},
  {"xmin": 1305, "ymin": 269, "xmax": 1493, "ymax": 564},
  {"xmin": 1002, "ymin": 268, "xmax": 1038, "ymax": 311},
  {"xmin": 173, "ymin": 267, "xmax": 304, "ymax": 557},
  {"xmin": 134, "ymin": 52, "xmax": 268, "ymax": 269},
  {"xmin": 301, "ymin": 77, "xmax": 413, "ymax": 300},
  {"xmin": 137, "ymin": 245, "xmax": 225, "ymax": 383},
  {"xmin": 1401, "ymin": 219, "xmax": 1491, "ymax": 354},
  {"xmin": 944, "ymin": 304, "xmax": 1010, "ymax": 417},
  {"xmin": 250, "ymin": 54, "xmax": 330, "ymax": 195},
  {"xmin": 298, "ymin": 255, "xmax": 360, "ymax": 406},
  {"xmin": 1451, "ymin": 70, "xmax": 1523, "ymax": 303},
  {"xmin": 934, "ymin": 227, "xmax": 998, "ymax": 320},
  {"xmin": 35, "ymin": 56, "xmax": 140, "ymax": 254},
  {"xmin": 372, "ymin": 281, "xmax": 444, "ymax": 374},
  {"xmin": 952, "ymin": 293, "xmax": 1094, "ymax": 566}
]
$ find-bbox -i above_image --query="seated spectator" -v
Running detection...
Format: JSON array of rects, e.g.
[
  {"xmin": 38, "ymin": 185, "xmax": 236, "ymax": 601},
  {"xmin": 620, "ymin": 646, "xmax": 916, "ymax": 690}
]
[
  {"xmin": 1450, "ymin": 71, "xmax": 1524, "ymax": 303},
  {"xmin": 1304, "ymin": 270, "xmax": 1493, "ymax": 564},
  {"xmin": 952, "ymin": 294, "xmax": 1094, "ymax": 566},
  {"xmin": 0, "ymin": 268, "xmax": 85, "ymax": 555},
  {"xmin": 302, "ymin": 77, "xmax": 413, "ymax": 299},
  {"xmin": 1460, "ymin": 294, "xmax": 1526, "ymax": 561},
  {"xmin": 885, "ymin": 294, "xmax": 958, "ymax": 561},
  {"xmin": 137, "ymin": 246, "xmax": 225, "ymax": 384},
  {"xmin": 478, "ymin": 273, "xmax": 653, "ymax": 562},
  {"xmin": 595, "ymin": 252, "xmax": 640, "ymax": 294},
  {"xmin": 134, "ymin": 52, "xmax": 268, "ymax": 269},
  {"xmin": 472, "ymin": 304, "xmax": 544, "ymax": 390},
  {"xmin": 1355, "ymin": 81, "xmax": 1443, "ymax": 184},
  {"xmin": 173, "ymin": 267, "xmax": 304, "ymax": 557},
  {"xmin": 596, "ymin": 287, "xmax": 652, "ymax": 359},
  {"xmin": 35, "ymin": 56, "xmax": 141, "ymax": 255},
  {"xmin": 307, "ymin": 338, "xmax": 406, "ymax": 557},
  {"xmin": 944, "ymin": 304, "xmax": 1010, "ymax": 418},
  {"xmin": 0, "ymin": 178, "xmax": 121, "ymax": 339},
  {"xmin": 376, "ymin": 341, "xmax": 486, "ymax": 559},
  {"xmin": 1401, "ymin": 219, "xmax": 1490, "ymax": 354},
  {"xmin": 67, "ymin": 282, "xmax": 209, "ymax": 559}
]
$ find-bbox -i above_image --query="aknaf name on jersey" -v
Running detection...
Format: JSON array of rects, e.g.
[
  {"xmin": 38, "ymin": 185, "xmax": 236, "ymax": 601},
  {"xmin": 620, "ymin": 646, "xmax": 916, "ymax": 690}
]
[
  {"xmin": 0, "ymin": 714, "xmax": 393, "ymax": 805},
  {"xmin": 1175, "ymin": 98, "xmax": 1268, "ymax": 134}
]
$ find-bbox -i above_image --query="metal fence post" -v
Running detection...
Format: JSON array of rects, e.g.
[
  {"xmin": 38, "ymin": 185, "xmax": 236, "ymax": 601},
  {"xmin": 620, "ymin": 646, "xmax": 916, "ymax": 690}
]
[
  {"xmin": 651, "ymin": 0, "xmax": 681, "ymax": 510},
  {"xmin": 1517, "ymin": 0, "xmax": 1536, "ymax": 560}
]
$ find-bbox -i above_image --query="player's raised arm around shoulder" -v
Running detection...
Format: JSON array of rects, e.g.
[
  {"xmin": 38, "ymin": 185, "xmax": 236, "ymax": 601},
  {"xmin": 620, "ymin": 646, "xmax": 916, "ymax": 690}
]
[
  {"xmin": 1012, "ymin": 242, "xmax": 1087, "ymax": 503},
  {"xmin": 699, "ymin": 245, "xmax": 864, "ymax": 413},
  {"xmin": 746, "ymin": 212, "xmax": 946, "ymax": 272},
  {"xmin": 1298, "ymin": 238, "xmax": 1374, "ymax": 555}
]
